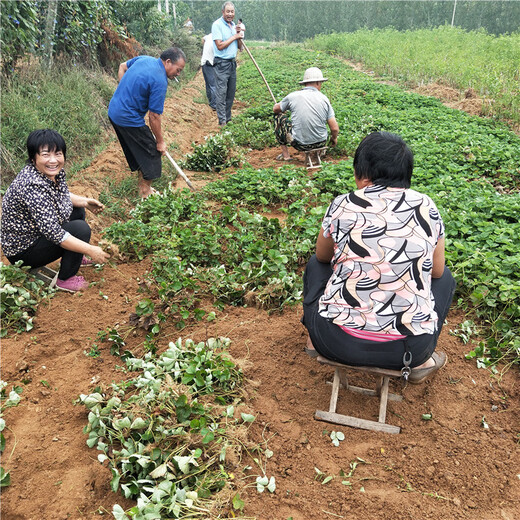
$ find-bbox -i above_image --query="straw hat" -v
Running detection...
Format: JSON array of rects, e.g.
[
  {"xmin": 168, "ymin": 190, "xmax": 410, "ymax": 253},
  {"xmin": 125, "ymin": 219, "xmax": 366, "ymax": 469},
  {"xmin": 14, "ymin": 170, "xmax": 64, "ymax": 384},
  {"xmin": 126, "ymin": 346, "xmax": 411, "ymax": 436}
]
[{"xmin": 299, "ymin": 67, "xmax": 328, "ymax": 84}]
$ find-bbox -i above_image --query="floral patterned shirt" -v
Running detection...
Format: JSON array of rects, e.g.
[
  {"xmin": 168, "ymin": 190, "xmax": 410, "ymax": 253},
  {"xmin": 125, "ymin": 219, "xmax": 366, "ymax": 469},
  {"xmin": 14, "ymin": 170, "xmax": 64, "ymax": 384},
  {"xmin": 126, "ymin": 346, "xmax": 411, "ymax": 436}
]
[
  {"xmin": 319, "ymin": 185, "xmax": 445, "ymax": 336},
  {"xmin": 1, "ymin": 164, "xmax": 73, "ymax": 257}
]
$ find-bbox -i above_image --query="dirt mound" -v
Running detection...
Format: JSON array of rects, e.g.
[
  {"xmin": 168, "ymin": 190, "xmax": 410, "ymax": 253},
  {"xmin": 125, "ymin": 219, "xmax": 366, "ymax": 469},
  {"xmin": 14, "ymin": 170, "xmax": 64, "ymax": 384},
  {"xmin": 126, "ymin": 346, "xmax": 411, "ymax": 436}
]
[
  {"xmin": 2, "ymin": 71, "xmax": 519, "ymax": 520},
  {"xmin": 412, "ymin": 83, "xmax": 490, "ymax": 117},
  {"xmin": 98, "ymin": 24, "xmax": 142, "ymax": 70},
  {"xmin": 414, "ymin": 83, "xmax": 461, "ymax": 102}
]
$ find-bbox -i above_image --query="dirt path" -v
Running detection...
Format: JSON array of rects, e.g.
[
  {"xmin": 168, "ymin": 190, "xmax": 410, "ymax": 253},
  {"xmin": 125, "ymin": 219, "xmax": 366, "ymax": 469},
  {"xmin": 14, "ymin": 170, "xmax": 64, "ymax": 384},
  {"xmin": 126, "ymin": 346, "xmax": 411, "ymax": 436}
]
[{"xmin": 2, "ymin": 72, "xmax": 519, "ymax": 520}]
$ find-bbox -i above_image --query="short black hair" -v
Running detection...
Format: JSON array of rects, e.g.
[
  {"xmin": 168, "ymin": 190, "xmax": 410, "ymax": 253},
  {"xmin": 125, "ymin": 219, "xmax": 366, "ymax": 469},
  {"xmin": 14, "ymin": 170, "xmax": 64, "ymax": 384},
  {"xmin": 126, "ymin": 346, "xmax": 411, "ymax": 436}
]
[
  {"xmin": 160, "ymin": 47, "xmax": 186, "ymax": 64},
  {"xmin": 353, "ymin": 132, "xmax": 413, "ymax": 188},
  {"xmin": 26, "ymin": 129, "xmax": 67, "ymax": 163}
]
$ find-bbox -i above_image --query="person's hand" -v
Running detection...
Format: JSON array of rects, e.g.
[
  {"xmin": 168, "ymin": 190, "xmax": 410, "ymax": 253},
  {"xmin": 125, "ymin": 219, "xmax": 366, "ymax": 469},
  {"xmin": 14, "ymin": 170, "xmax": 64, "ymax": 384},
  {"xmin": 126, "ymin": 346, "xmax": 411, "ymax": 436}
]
[
  {"xmin": 88, "ymin": 245, "xmax": 110, "ymax": 264},
  {"xmin": 330, "ymin": 136, "xmax": 338, "ymax": 147},
  {"xmin": 85, "ymin": 198, "xmax": 104, "ymax": 214},
  {"xmin": 156, "ymin": 140, "xmax": 167, "ymax": 154}
]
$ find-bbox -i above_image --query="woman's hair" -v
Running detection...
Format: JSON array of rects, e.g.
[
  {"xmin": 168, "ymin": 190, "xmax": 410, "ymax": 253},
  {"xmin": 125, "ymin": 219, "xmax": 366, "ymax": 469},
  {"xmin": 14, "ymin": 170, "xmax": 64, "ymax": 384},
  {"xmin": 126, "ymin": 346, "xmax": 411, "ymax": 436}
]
[
  {"xmin": 353, "ymin": 132, "xmax": 413, "ymax": 188},
  {"xmin": 27, "ymin": 129, "xmax": 67, "ymax": 163}
]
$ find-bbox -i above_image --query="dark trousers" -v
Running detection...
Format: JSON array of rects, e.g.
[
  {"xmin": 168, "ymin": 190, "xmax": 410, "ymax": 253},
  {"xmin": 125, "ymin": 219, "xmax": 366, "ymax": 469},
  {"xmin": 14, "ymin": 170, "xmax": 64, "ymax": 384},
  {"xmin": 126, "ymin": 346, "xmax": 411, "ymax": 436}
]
[
  {"xmin": 213, "ymin": 58, "xmax": 236, "ymax": 125},
  {"xmin": 8, "ymin": 207, "xmax": 91, "ymax": 280},
  {"xmin": 302, "ymin": 255, "xmax": 456, "ymax": 370},
  {"xmin": 202, "ymin": 63, "xmax": 216, "ymax": 109},
  {"xmin": 109, "ymin": 119, "xmax": 161, "ymax": 181}
]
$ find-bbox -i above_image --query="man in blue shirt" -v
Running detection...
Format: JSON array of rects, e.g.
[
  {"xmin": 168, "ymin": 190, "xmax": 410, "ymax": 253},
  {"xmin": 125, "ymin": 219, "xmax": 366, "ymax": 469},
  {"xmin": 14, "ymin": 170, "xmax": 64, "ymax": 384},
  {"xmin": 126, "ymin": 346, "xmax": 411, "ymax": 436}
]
[
  {"xmin": 211, "ymin": 2, "xmax": 243, "ymax": 126},
  {"xmin": 108, "ymin": 47, "xmax": 186, "ymax": 198}
]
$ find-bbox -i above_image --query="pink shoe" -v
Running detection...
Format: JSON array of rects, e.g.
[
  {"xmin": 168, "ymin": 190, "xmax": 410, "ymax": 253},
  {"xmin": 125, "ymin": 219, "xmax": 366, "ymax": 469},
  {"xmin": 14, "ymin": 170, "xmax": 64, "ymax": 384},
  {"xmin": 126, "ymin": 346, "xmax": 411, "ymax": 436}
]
[
  {"xmin": 80, "ymin": 256, "xmax": 94, "ymax": 267},
  {"xmin": 55, "ymin": 275, "xmax": 88, "ymax": 293}
]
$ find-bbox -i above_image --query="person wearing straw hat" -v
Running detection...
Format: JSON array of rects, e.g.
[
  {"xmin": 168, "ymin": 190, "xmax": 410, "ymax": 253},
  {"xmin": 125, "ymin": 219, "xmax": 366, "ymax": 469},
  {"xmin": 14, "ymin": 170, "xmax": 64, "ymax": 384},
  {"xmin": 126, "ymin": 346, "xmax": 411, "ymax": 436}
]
[{"xmin": 273, "ymin": 67, "xmax": 339, "ymax": 164}]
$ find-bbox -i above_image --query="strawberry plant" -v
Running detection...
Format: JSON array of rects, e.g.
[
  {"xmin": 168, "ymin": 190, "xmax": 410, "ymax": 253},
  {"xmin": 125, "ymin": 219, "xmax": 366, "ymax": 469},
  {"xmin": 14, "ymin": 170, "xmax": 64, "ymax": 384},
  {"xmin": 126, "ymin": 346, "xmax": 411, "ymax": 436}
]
[
  {"xmin": 182, "ymin": 132, "xmax": 244, "ymax": 172},
  {"xmin": 80, "ymin": 337, "xmax": 254, "ymax": 519},
  {"xmin": 0, "ymin": 261, "xmax": 54, "ymax": 338},
  {"xmin": 234, "ymin": 45, "xmax": 520, "ymax": 366}
]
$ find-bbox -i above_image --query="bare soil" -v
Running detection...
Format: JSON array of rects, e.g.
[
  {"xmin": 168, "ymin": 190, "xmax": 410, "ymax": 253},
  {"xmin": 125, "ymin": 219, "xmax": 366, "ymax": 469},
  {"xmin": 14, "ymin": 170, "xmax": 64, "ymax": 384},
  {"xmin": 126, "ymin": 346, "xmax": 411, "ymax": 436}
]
[{"xmin": 2, "ymin": 72, "xmax": 519, "ymax": 520}]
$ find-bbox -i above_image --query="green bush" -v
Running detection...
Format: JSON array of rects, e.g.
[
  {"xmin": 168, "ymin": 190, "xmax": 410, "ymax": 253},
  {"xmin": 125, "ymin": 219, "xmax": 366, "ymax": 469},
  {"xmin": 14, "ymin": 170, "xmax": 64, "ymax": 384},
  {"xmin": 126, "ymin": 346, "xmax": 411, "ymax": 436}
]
[
  {"xmin": 1, "ymin": 63, "xmax": 115, "ymax": 185},
  {"xmin": 181, "ymin": 132, "xmax": 243, "ymax": 172}
]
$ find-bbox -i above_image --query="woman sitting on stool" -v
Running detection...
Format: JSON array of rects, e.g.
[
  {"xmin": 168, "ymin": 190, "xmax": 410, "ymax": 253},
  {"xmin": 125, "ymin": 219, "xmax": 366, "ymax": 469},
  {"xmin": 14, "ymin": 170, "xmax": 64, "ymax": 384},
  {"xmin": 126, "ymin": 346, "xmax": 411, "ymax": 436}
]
[
  {"xmin": 302, "ymin": 132, "xmax": 456, "ymax": 384},
  {"xmin": 1, "ymin": 129, "xmax": 110, "ymax": 292}
]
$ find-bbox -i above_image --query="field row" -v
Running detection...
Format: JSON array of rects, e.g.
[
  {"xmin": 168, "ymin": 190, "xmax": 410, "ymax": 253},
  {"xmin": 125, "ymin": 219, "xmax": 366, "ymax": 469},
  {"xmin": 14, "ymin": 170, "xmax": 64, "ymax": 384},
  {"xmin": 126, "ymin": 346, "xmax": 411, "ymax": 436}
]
[{"xmin": 309, "ymin": 27, "xmax": 520, "ymax": 124}]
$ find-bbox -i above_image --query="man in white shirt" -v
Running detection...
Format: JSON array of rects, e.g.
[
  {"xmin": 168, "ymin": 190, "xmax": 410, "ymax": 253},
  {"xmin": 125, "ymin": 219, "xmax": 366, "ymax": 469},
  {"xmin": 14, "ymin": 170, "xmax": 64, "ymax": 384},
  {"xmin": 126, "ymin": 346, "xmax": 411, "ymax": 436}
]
[
  {"xmin": 201, "ymin": 34, "xmax": 216, "ymax": 110},
  {"xmin": 237, "ymin": 19, "xmax": 245, "ymax": 37}
]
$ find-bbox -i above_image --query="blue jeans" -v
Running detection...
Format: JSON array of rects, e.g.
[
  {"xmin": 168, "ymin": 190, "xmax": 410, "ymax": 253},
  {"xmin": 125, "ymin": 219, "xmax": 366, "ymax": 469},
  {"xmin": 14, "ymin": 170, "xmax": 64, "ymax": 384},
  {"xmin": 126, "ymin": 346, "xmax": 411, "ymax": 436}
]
[
  {"xmin": 202, "ymin": 63, "xmax": 216, "ymax": 109},
  {"xmin": 213, "ymin": 58, "xmax": 236, "ymax": 125},
  {"xmin": 302, "ymin": 255, "xmax": 456, "ymax": 369}
]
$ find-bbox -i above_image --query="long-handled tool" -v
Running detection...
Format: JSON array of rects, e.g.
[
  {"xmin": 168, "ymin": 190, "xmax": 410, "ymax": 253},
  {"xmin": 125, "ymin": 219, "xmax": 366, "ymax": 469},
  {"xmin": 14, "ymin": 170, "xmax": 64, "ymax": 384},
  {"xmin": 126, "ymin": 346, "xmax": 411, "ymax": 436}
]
[
  {"xmin": 165, "ymin": 150, "xmax": 196, "ymax": 191},
  {"xmin": 242, "ymin": 41, "xmax": 277, "ymax": 104}
]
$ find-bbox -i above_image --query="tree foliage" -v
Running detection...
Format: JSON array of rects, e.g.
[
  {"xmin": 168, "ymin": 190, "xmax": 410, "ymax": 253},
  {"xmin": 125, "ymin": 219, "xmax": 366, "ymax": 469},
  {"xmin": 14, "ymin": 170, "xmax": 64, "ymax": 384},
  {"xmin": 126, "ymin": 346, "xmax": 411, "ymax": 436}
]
[
  {"xmin": 0, "ymin": 0, "xmax": 39, "ymax": 73},
  {"xmin": 188, "ymin": 1, "xmax": 519, "ymax": 42},
  {"xmin": 1, "ymin": 0, "xmax": 120, "ymax": 73}
]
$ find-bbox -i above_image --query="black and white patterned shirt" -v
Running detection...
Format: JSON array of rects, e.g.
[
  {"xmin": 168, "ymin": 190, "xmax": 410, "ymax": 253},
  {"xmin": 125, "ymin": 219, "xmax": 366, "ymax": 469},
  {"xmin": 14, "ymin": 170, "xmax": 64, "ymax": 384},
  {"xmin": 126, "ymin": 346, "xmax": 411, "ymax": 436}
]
[{"xmin": 1, "ymin": 164, "xmax": 73, "ymax": 257}]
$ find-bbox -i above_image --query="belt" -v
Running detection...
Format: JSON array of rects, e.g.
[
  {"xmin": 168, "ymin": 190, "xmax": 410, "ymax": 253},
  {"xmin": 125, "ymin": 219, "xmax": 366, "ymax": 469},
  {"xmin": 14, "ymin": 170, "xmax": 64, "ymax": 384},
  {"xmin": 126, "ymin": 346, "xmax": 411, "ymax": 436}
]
[{"xmin": 214, "ymin": 57, "xmax": 235, "ymax": 62}]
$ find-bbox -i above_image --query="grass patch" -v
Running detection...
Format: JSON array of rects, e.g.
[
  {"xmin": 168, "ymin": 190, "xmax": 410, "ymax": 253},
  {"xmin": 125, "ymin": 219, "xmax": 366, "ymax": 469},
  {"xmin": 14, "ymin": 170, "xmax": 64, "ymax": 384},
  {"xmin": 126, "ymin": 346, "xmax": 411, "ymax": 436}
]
[
  {"xmin": 1, "ymin": 63, "xmax": 116, "ymax": 185},
  {"xmin": 309, "ymin": 26, "xmax": 520, "ymax": 125}
]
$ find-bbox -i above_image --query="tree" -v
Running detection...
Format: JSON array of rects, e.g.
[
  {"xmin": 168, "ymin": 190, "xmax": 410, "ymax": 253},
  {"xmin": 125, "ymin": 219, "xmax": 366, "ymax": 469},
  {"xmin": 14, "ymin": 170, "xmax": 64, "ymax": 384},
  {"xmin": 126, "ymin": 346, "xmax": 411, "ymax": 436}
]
[{"xmin": 42, "ymin": 0, "xmax": 58, "ymax": 70}]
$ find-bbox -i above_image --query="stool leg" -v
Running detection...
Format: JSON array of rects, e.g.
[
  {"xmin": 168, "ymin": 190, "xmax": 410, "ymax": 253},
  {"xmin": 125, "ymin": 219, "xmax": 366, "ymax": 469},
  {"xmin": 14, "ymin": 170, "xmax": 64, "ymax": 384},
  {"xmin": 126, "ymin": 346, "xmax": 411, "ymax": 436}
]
[
  {"xmin": 329, "ymin": 368, "xmax": 341, "ymax": 413},
  {"xmin": 378, "ymin": 376, "xmax": 390, "ymax": 423},
  {"xmin": 305, "ymin": 152, "xmax": 312, "ymax": 168},
  {"xmin": 338, "ymin": 368, "xmax": 348, "ymax": 390}
]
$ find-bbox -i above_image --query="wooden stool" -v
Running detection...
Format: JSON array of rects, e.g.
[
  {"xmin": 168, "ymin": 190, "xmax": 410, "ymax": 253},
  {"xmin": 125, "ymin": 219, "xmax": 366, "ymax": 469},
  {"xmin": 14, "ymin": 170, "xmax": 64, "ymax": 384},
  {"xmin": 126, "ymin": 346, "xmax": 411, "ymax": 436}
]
[
  {"xmin": 305, "ymin": 147, "xmax": 328, "ymax": 169},
  {"xmin": 315, "ymin": 355, "xmax": 403, "ymax": 434},
  {"xmin": 30, "ymin": 266, "xmax": 58, "ymax": 288}
]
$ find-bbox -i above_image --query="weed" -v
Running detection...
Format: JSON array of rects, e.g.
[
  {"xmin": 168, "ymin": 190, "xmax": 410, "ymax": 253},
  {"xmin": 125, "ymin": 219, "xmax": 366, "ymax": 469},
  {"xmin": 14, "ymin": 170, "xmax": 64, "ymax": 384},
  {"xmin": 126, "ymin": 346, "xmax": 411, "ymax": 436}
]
[
  {"xmin": 1, "ymin": 381, "xmax": 23, "ymax": 487},
  {"xmin": 84, "ymin": 345, "xmax": 101, "ymax": 358}
]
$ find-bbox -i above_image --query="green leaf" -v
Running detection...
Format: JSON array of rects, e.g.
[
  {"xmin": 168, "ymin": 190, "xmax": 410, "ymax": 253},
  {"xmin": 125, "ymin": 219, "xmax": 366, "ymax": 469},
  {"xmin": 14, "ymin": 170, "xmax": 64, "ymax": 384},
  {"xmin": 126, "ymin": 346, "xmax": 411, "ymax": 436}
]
[
  {"xmin": 112, "ymin": 504, "xmax": 129, "ymax": 520},
  {"xmin": 0, "ymin": 467, "xmax": 11, "ymax": 488},
  {"xmin": 112, "ymin": 417, "xmax": 131, "ymax": 430},
  {"xmin": 232, "ymin": 492, "xmax": 245, "ymax": 511},
  {"xmin": 110, "ymin": 469, "xmax": 121, "ymax": 492},
  {"xmin": 149, "ymin": 463, "xmax": 168, "ymax": 479},
  {"xmin": 130, "ymin": 417, "xmax": 147, "ymax": 430}
]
